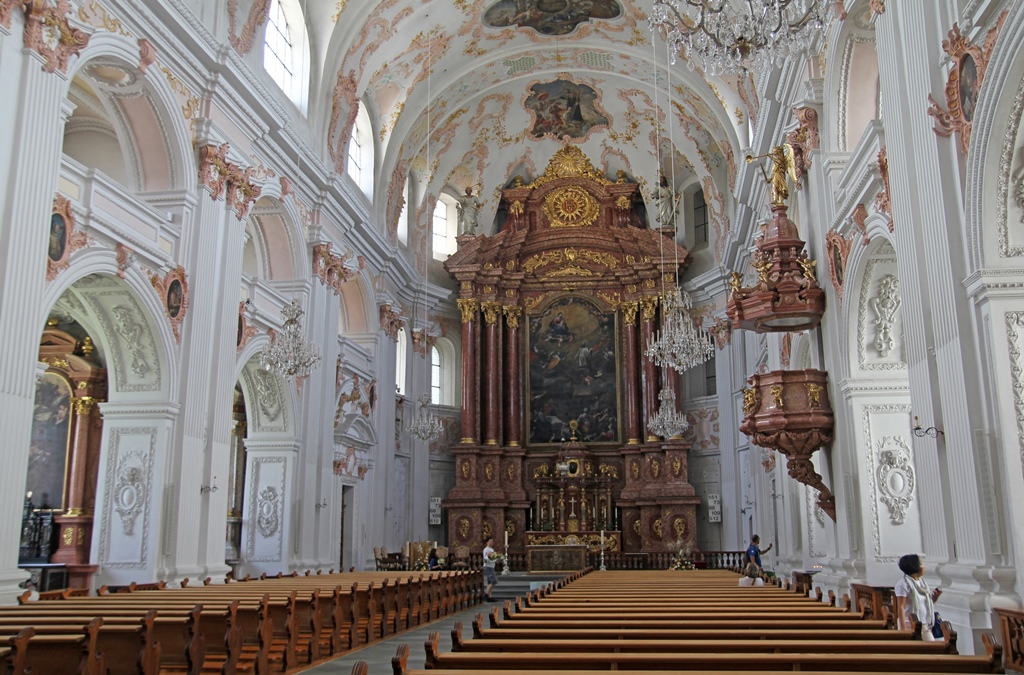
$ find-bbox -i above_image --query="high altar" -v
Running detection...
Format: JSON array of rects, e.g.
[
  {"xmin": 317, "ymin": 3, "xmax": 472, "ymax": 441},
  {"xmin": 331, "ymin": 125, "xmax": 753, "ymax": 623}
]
[{"xmin": 442, "ymin": 146, "xmax": 699, "ymax": 564}]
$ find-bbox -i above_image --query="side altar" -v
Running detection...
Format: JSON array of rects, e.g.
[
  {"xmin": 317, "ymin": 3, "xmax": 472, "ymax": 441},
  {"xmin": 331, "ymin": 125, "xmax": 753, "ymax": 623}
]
[{"xmin": 442, "ymin": 145, "xmax": 701, "ymax": 561}]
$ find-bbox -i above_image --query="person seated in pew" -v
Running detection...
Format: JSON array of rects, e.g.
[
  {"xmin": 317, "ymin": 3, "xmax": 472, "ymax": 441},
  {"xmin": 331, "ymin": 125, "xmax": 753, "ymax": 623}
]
[
  {"xmin": 738, "ymin": 562, "xmax": 765, "ymax": 587},
  {"xmin": 428, "ymin": 548, "xmax": 441, "ymax": 570},
  {"xmin": 894, "ymin": 553, "xmax": 943, "ymax": 641}
]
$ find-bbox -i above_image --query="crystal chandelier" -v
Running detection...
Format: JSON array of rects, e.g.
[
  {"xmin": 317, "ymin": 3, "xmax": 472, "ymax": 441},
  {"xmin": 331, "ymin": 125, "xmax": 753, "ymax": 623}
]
[
  {"xmin": 647, "ymin": 387, "xmax": 690, "ymax": 439},
  {"xmin": 646, "ymin": 287, "xmax": 716, "ymax": 372},
  {"xmin": 407, "ymin": 393, "xmax": 443, "ymax": 441},
  {"xmin": 259, "ymin": 300, "xmax": 322, "ymax": 380},
  {"xmin": 648, "ymin": 0, "xmax": 840, "ymax": 76}
]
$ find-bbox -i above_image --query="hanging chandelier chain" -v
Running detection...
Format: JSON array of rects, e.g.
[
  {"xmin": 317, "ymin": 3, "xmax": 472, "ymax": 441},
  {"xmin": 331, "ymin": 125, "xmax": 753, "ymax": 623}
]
[
  {"xmin": 259, "ymin": 300, "xmax": 322, "ymax": 381},
  {"xmin": 649, "ymin": 0, "xmax": 838, "ymax": 76}
]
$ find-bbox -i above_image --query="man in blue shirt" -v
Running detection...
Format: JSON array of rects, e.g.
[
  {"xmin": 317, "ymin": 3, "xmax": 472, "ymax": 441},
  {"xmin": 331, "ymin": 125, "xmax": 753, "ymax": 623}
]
[{"xmin": 746, "ymin": 534, "xmax": 773, "ymax": 568}]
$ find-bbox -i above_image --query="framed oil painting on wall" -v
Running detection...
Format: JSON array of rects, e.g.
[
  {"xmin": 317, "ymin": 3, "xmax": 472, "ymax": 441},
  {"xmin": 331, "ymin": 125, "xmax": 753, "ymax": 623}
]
[{"xmin": 527, "ymin": 295, "xmax": 619, "ymax": 445}]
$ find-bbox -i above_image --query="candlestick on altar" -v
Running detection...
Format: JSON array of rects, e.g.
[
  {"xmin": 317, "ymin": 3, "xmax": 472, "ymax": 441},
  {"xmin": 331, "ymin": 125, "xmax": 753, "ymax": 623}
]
[
  {"xmin": 599, "ymin": 529, "xmax": 607, "ymax": 571},
  {"xmin": 502, "ymin": 528, "xmax": 511, "ymax": 576}
]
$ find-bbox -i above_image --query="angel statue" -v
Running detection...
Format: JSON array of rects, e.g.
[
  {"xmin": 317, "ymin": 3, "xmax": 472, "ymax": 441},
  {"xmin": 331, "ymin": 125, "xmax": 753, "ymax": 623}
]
[{"xmin": 746, "ymin": 144, "xmax": 798, "ymax": 206}]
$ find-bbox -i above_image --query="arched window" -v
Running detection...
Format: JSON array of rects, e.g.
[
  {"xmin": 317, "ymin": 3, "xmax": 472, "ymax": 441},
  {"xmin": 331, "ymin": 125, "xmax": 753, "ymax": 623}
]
[
  {"xmin": 395, "ymin": 328, "xmax": 407, "ymax": 396},
  {"xmin": 433, "ymin": 194, "xmax": 457, "ymax": 260},
  {"xmin": 430, "ymin": 346, "xmax": 441, "ymax": 405},
  {"xmin": 348, "ymin": 103, "xmax": 374, "ymax": 197},
  {"xmin": 430, "ymin": 337, "xmax": 457, "ymax": 406},
  {"xmin": 262, "ymin": 0, "xmax": 309, "ymax": 111}
]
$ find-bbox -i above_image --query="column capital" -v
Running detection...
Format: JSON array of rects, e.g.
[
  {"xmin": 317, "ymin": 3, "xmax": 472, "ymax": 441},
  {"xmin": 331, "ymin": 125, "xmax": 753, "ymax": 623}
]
[
  {"xmin": 73, "ymin": 396, "xmax": 96, "ymax": 416},
  {"xmin": 502, "ymin": 305, "xmax": 523, "ymax": 329},
  {"xmin": 640, "ymin": 296, "xmax": 659, "ymax": 322},
  {"xmin": 622, "ymin": 301, "xmax": 639, "ymax": 326},
  {"xmin": 457, "ymin": 298, "xmax": 479, "ymax": 323},
  {"xmin": 481, "ymin": 301, "xmax": 502, "ymax": 326}
]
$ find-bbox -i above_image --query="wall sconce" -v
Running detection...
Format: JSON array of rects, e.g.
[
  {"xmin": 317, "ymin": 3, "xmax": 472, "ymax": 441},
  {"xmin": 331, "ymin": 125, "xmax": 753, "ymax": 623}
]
[
  {"xmin": 200, "ymin": 476, "xmax": 219, "ymax": 495},
  {"xmin": 913, "ymin": 416, "xmax": 943, "ymax": 438},
  {"xmin": 314, "ymin": 498, "xmax": 328, "ymax": 510}
]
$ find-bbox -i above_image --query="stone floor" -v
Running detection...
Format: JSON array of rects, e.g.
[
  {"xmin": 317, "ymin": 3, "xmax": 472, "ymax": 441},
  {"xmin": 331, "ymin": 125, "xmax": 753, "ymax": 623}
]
[
  {"xmin": 301, "ymin": 572, "xmax": 563, "ymax": 675},
  {"xmin": 298, "ymin": 603, "xmax": 484, "ymax": 675}
]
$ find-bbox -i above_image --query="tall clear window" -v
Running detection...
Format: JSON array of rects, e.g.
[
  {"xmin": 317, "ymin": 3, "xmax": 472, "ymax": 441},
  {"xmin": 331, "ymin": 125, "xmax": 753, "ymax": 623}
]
[
  {"xmin": 395, "ymin": 328, "xmax": 407, "ymax": 396},
  {"xmin": 693, "ymin": 190, "xmax": 708, "ymax": 245},
  {"xmin": 433, "ymin": 195, "xmax": 457, "ymax": 260},
  {"xmin": 430, "ymin": 346, "xmax": 441, "ymax": 405},
  {"xmin": 262, "ymin": 0, "xmax": 307, "ymax": 109},
  {"xmin": 348, "ymin": 129, "xmax": 362, "ymax": 185}
]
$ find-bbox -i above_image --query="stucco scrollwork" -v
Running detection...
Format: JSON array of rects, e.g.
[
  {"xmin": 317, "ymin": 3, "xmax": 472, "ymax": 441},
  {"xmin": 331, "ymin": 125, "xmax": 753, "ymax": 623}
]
[
  {"xmin": 114, "ymin": 460, "xmax": 145, "ymax": 535},
  {"xmin": 111, "ymin": 306, "xmax": 151, "ymax": 377},
  {"xmin": 875, "ymin": 436, "xmax": 915, "ymax": 525},
  {"xmin": 871, "ymin": 275, "xmax": 901, "ymax": 357},
  {"xmin": 252, "ymin": 369, "xmax": 282, "ymax": 421},
  {"xmin": 257, "ymin": 486, "xmax": 280, "ymax": 538}
]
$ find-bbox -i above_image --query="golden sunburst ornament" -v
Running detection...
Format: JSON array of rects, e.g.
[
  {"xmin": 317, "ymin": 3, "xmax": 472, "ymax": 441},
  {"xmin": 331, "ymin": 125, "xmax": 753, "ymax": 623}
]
[{"xmin": 543, "ymin": 186, "xmax": 600, "ymax": 228}]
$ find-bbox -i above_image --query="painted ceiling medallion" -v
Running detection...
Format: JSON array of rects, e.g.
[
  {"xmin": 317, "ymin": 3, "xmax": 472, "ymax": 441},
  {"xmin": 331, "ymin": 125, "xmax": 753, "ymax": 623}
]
[
  {"xmin": 525, "ymin": 78, "xmax": 610, "ymax": 141},
  {"xmin": 483, "ymin": 0, "xmax": 623, "ymax": 36}
]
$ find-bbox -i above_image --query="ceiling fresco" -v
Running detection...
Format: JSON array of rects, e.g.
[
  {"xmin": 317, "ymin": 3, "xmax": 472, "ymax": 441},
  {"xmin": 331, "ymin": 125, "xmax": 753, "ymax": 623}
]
[
  {"xmin": 312, "ymin": 0, "xmax": 749, "ymax": 262},
  {"xmin": 482, "ymin": 0, "xmax": 625, "ymax": 36},
  {"xmin": 525, "ymin": 78, "xmax": 610, "ymax": 140}
]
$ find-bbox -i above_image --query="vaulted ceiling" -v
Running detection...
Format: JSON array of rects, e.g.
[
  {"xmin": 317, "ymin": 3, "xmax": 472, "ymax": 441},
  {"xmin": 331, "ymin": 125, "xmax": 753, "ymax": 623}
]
[{"xmin": 310, "ymin": 0, "xmax": 752, "ymax": 244}]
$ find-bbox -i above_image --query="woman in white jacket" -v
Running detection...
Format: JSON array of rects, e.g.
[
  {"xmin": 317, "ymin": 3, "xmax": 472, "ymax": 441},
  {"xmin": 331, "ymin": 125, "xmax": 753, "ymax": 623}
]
[{"xmin": 894, "ymin": 554, "xmax": 943, "ymax": 641}]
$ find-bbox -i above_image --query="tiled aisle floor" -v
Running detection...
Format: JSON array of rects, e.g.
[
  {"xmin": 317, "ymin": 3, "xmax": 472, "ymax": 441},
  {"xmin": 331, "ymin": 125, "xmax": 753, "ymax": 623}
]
[{"xmin": 299, "ymin": 604, "xmax": 485, "ymax": 675}]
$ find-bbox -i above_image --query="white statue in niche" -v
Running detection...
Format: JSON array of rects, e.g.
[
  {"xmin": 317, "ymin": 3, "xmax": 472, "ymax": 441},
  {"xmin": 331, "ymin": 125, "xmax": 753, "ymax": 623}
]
[
  {"xmin": 456, "ymin": 187, "xmax": 482, "ymax": 235},
  {"xmin": 652, "ymin": 173, "xmax": 680, "ymax": 227}
]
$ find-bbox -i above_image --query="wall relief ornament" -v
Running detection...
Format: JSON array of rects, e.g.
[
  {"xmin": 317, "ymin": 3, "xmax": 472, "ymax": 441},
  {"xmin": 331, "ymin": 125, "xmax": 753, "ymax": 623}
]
[
  {"xmin": 196, "ymin": 144, "xmax": 263, "ymax": 218},
  {"xmin": 115, "ymin": 243, "xmax": 135, "ymax": 279},
  {"xmin": 871, "ymin": 274, "xmax": 901, "ymax": 357},
  {"xmin": 707, "ymin": 317, "xmax": 732, "ymax": 349},
  {"xmin": 256, "ymin": 485, "xmax": 280, "ymax": 538},
  {"xmin": 312, "ymin": 242, "xmax": 356, "ymax": 295},
  {"xmin": 46, "ymin": 193, "xmax": 89, "ymax": 281},
  {"xmin": 1005, "ymin": 312, "xmax": 1024, "ymax": 484},
  {"xmin": 148, "ymin": 265, "xmax": 188, "ymax": 342},
  {"xmin": 237, "ymin": 301, "xmax": 257, "ymax": 352},
  {"xmin": 851, "ymin": 203, "xmax": 870, "ymax": 245},
  {"xmin": 23, "ymin": 0, "xmax": 89, "ymax": 74},
  {"xmin": 227, "ymin": 0, "xmax": 271, "ymax": 55},
  {"xmin": 873, "ymin": 146, "xmax": 893, "ymax": 231},
  {"xmin": 378, "ymin": 304, "xmax": 404, "ymax": 341},
  {"xmin": 875, "ymin": 436, "xmax": 915, "ymax": 525},
  {"xmin": 825, "ymin": 229, "xmax": 853, "ymax": 304},
  {"xmin": 110, "ymin": 306, "xmax": 150, "ymax": 378},
  {"xmin": 927, "ymin": 12, "xmax": 1007, "ymax": 156},
  {"xmin": 0, "ymin": 0, "xmax": 19, "ymax": 28},
  {"xmin": 113, "ymin": 460, "xmax": 145, "ymax": 535}
]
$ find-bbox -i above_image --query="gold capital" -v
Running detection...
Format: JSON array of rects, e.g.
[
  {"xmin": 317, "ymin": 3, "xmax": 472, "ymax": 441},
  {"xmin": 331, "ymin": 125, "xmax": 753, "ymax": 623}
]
[
  {"xmin": 481, "ymin": 301, "xmax": 502, "ymax": 326},
  {"xmin": 74, "ymin": 396, "xmax": 95, "ymax": 416},
  {"xmin": 456, "ymin": 298, "xmax": 479, "ymax": 324},
  {"xmin": 503, "ymin": 305, "xmax": 522, "ymax": 330},
  {"xmin": 640, "ymin": 296, "xmax": 659, "ymax": 322},
  {"xmin": 621, "ymin": 301, "xmax": 639, "ymax": 326}
]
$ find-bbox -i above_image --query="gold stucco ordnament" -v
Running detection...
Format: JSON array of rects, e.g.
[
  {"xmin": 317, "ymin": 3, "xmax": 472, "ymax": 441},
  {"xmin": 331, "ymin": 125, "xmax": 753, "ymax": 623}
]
[
  {"xmin": 543, "ymin": 185, "xmax": 600, "ymax": 228},
  {"xmin": 529, "ymin": 144, "xmax": 612, "ymax": 188}
]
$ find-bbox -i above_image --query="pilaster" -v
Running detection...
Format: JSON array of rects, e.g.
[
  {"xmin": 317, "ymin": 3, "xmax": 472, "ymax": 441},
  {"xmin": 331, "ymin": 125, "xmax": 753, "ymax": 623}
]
[{"xmin": 0, "ymin": 39, "xmax": 73, "ymax": 602}]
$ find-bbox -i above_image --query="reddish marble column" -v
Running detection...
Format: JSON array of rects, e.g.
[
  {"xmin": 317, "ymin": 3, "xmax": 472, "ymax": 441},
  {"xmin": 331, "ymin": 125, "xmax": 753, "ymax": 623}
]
[
  {"xmin": 640, "ymin": 297, "xmax": 659, "ymax": 442},
  {"xmin": 51, "ymin": 396, "xmax": 98, "ymax": 569},
  {"xmin": 621, "ymin": 302, "xmax": 641, "ymax": 445},
  {"xmin": 457, "ymin": 298, "xmax": 479, "ymax": 444},
  {"xmin": 63, "ymin": 396, "xmax": 96, "ymax": 515},
  {"xmin": 481, "ymin": 302, "xmax": 502, "ymax": 445},
  {"xmin": 503, "ymin": 306, "xmax": 523, "ymax": 447}
]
